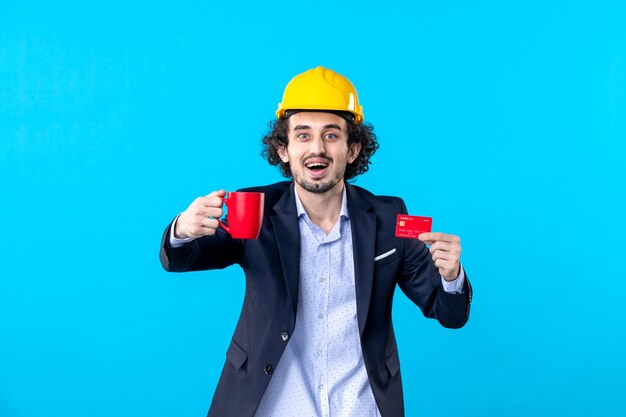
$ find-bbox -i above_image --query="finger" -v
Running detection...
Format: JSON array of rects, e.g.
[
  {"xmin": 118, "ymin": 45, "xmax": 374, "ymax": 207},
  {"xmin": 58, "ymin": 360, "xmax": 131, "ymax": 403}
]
[
  {"xmin": 419, "ymin": 232, "xmax": 461, "ymax": 245},
  {"xmin": 435, "ymin": 259, "xmax": 459, "ymax": 280},
  {"xmin": 204, "ymin": 207, "xmax": 223, "ymax": 219},
  {"xmin": 434, "ymin": 258, "xmax": 456, "ymax": 271},
  {"xmin": 434, "ymin": 258, "xmax": 449, "ymax": 269},
  {"xmin": 186, "ymin": 217, "xmax": 221, "ymax": 236},
  {"xmin": 431, "ymin": 249, "xmax": 457, "ymax": 262},
  {"xmin": 198, "ymin": 194, "xmax": 224, "ymax": 208},
  {"xmin": 429, "ymin": 241, "xmax": 461, "ymax": 256},
  {"xmin": 185, "ymin": 222, "xmax": 211, "ymax": 238},
  {"xmin": 418, "ymin": 233, "xmax": 433, "ymax": 244},
  {"xmin": 206, "ymin": 189, "xmax": 227, "ymax": 198},
  {"xmin": 186, "ymin": 205, "xmax": 221, "ymax": 219},
  {"xmin": 199, "ymin": 217, "xmax": 220, "ymax": 230},
  {"xmin": 192, "ymin": 196, "xmax": 213, "ymax": 209},
  {"xmin": 428, "ymin": 241, "xmax": 455, "ymax": 253}
]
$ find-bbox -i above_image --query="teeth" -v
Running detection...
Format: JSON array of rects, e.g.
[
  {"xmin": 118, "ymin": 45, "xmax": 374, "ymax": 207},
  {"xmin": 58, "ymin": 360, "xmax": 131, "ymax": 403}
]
[{"xmin": 306, "ymin": 163, "xmax": 328, "ymax": 169}]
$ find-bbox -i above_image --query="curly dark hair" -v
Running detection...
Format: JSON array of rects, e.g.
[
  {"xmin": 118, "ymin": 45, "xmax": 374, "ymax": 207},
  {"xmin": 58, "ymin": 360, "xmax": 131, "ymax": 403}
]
[{"xmin": 261, "ymin": 115, "xmax": 379, "ymax": 181}]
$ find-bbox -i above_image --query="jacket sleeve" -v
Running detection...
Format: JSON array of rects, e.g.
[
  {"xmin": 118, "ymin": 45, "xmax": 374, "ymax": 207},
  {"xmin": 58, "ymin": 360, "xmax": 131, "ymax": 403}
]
[
  {"xmin": 395, "ymin": 199, "xmax": 472, "ymax": 329},
  {"xmin": 159, "ymin": 218, "xmax": 244, "ymax": 272}
]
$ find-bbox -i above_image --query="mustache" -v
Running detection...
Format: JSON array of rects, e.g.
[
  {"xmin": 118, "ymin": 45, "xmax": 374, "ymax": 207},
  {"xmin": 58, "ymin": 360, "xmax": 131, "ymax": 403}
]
[{"xmin": 303, "ymin": 154, "xmax": 333, "ymax": 163}]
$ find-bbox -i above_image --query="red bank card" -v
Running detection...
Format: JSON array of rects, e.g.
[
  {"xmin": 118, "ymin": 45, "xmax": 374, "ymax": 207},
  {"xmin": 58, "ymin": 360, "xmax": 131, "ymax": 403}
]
[{"xmin": 395, "ymin": 215, "xmax": 432, "ymax": 239}]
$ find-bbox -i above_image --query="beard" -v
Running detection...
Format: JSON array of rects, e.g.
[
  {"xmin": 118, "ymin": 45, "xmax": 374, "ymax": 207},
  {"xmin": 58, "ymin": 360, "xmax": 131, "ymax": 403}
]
[
  {"xmin": 293, "ymin": 166, "xmax": 345, "ymax": 194},
  {"xmin": 296, "ymin": 176, "xmax": 341, "ymax": 193}
]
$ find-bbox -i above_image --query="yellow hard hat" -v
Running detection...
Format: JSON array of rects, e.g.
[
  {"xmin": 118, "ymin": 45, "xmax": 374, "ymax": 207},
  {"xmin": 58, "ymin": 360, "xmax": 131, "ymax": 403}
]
[{"xmin": 276, "ymin": 66, "xmax": 364, "ymax": 124}]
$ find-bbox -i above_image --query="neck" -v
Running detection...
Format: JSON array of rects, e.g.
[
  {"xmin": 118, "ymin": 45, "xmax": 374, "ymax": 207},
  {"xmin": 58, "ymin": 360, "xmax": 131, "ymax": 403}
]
[{"xmin": 294, "ymin": 181, "xmax": 345, "ymax": 233}]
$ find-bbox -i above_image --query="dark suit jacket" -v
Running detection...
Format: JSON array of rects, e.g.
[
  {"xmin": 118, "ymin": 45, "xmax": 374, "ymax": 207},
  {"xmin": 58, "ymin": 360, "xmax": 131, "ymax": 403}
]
[{"xmin": 160, "ymin": 181, "xmax": 472, "ymax": 417}]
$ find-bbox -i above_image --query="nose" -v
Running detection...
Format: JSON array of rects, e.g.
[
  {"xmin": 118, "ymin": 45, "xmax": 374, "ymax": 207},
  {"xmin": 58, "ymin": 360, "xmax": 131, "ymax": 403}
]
[{"xmin": 310, "ymin": 136, "xmax": 326, "ymax": 155}]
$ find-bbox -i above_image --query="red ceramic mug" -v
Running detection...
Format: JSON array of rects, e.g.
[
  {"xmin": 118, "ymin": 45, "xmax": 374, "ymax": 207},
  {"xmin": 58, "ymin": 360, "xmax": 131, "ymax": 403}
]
[{"xmin": 217, "ymin": 192, "xmax": 265, "ymax": 239}]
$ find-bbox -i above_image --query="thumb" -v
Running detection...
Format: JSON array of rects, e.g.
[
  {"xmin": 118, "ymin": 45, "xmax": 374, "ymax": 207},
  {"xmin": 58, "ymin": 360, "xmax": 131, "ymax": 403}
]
[
  {"xmin": 418, "ymin": 233, "xmax": 434, "ymax": 244},
  {"xmin": 206, "ymin": 189, "xmax": 227, "ymax": 198}
]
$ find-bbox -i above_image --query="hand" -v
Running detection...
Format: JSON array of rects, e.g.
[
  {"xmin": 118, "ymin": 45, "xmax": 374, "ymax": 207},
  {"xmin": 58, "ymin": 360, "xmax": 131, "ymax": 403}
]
[
  {"xmin": 174, "ymin": 190, "xmax": 226, "ymax": 239},
  {"xmin": 418, "ymin": 232, "xmax": 462, "ymax": 281}
]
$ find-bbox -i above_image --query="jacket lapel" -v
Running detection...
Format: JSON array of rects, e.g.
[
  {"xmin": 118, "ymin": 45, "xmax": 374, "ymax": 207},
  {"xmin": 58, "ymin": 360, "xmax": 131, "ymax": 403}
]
[
  {"xmin": 347, "ymin": 184, "xmax": 377, "ymax": 337},
  {"xmin": 270, "ymin": 183, "xmax": 301, "ymax": 319}
]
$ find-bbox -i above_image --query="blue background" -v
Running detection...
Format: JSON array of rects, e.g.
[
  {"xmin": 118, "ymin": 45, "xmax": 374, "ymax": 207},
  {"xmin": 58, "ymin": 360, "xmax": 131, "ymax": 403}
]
[{"xmin": 2, "ymin": 1, "xmax": 625, "ymax": 416}]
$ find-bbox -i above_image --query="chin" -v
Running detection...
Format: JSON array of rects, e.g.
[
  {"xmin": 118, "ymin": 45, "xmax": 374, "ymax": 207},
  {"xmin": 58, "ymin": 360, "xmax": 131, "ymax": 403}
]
[{"xmin": 298, "ymin": 178, "xmax": 341, "ymax": 194}]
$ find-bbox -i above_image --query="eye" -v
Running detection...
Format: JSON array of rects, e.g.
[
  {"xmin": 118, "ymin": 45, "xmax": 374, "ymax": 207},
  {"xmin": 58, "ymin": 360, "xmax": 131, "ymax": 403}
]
[
  {"xmin": 324, "ymin": 133, "xmax": 338, "ymax": 140},
  {"xmin": 297, "ymin": 133, "xmax": 309, "ymax": 140}
]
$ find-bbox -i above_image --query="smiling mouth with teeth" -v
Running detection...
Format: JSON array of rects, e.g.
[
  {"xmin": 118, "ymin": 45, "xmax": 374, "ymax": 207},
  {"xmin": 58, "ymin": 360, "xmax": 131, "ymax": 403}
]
[
  {"xmin": 305, "ymin": 161, "xmax": 330, "ymax": 171},
  {"xmin": 306, "ymin": 163, "xmax": 328, "ymax": 169}
]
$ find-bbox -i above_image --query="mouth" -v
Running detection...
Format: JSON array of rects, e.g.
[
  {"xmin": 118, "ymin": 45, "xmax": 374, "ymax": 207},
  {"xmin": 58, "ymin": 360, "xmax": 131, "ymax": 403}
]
[{"xmin": 304, "ymin": 158, "xmax": 330, "ymax": 178}]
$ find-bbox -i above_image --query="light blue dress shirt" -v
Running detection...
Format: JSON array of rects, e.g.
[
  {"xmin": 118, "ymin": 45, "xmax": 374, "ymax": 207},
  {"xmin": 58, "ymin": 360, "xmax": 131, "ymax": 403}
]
[{"xmin": 255, "ymin": 187, "xmax": 380, "ymax": 417}]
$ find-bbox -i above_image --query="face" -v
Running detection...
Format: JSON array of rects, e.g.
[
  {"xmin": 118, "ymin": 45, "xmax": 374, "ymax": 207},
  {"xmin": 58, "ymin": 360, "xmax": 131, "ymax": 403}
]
[{"xmin": 278, "ymin": 112, "xmax": 361, "ymax": 194}]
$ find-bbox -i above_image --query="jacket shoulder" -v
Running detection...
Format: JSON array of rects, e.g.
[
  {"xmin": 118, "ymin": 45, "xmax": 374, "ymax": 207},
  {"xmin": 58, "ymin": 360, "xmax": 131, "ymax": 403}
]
[{"xmin": 349, "ymin": 183, "xmax": 405, "ymax": 208}]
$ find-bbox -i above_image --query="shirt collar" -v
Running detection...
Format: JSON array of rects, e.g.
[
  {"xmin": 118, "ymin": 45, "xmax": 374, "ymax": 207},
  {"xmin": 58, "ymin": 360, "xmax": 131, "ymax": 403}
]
[{"xmin": 294, "ymin": 183, "xmax": 350, "ymax": 221}]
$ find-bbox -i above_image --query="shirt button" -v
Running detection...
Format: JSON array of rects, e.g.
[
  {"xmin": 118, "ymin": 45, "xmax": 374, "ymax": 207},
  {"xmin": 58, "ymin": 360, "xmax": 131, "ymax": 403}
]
[
  {"xmin": 318, "ymin": 313, "xmax": 323, "ymax": 319},
  {"xmin": 265, "ymin": 365, "xmax": 273, "ymax": 375},
  {"xmin": 319, "ymin": 384, "xmax": 324, "ymax": 390},
  {"xmin": 281, "ymin": 332, "xmax": 289, "ymax": 342},
  {"xmin": 319, "ymin": 277, "xmax": 325, "ymax": 283},
  {"xmin": 318, "ymin": 349, "xmax": 323, "ymax": 356}
]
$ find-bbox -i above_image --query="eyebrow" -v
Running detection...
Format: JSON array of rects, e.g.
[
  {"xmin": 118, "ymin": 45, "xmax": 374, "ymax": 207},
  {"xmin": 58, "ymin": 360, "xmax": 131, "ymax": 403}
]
[{"xmin": 292, "ymin": 124, "xmax": 343, "ymax": 131}]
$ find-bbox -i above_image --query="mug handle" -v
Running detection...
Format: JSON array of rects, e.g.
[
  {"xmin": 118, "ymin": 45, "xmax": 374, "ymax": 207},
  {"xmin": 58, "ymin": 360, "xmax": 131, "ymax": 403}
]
[{"xmin": 217, "ymin": 196, "xmax": 230, "ymax": 233}]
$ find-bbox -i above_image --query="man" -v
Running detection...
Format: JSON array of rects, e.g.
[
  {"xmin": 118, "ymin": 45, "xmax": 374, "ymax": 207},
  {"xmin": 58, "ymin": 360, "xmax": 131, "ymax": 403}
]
[{"xmin": 159, "ymin": 66, "xmax": 472, "ymax": 417}]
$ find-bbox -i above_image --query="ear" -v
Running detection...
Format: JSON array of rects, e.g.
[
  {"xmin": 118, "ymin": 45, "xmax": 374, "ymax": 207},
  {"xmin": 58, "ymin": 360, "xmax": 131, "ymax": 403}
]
[
  {"xmin": 277, "ymin": 145, "xmax": 289, "ymax": 163},
  {"xmin": 348, "ymin": 142, "xmax": 362, "ymax": 164}
]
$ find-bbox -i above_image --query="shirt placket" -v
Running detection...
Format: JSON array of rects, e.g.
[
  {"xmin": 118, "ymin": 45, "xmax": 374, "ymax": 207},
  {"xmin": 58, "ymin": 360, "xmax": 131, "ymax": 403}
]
[{"xmin": 316, "ymin": 235, "xmax": 331, "ymax": 417}]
